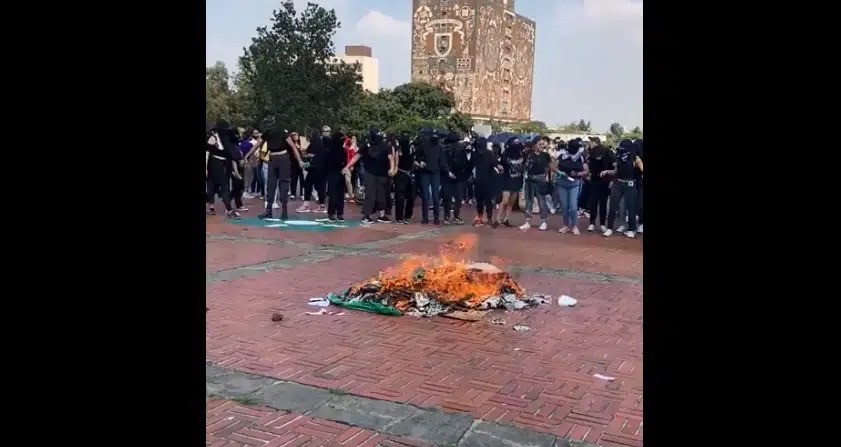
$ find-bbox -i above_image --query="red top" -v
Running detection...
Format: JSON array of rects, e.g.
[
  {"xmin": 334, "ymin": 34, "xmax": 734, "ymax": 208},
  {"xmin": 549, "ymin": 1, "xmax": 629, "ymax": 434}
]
[{"xmin": 344, "ymin": 138, "xmax": 357, "ymax": 165}]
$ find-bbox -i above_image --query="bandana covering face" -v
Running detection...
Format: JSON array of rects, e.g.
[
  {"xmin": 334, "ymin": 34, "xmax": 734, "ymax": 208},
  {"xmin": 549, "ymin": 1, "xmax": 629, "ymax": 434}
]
[{"xmin": 558, "ymin": 149, "xmax": 584, "ymax": 163}]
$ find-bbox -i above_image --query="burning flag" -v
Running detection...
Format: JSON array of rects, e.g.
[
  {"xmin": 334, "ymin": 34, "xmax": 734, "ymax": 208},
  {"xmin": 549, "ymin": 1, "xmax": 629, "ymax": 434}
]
[{"xmin": 325, "ymin": 234, "xmax": 551, "ymax": 318}]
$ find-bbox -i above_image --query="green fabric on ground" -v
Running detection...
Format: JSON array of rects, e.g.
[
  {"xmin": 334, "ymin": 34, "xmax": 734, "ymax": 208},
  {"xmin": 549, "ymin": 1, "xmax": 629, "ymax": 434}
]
[{"xmin": 327, "ymin": 294, "xmax": 403, "ymax": 316}]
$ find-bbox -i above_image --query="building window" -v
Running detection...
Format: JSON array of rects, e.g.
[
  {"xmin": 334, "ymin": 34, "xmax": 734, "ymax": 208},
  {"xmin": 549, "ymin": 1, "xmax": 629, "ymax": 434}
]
[
  {"xmin": 457, "ymin": 58, "xmax": 471, "ymax": 70},
  {"xmin": 501, "ymin": 101, "xmax": 510, "ymax": 115}
]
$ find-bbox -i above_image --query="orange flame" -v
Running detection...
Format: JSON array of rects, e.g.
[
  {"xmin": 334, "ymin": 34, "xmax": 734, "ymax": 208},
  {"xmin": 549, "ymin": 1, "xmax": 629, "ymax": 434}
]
[{"xmin": 350, "ymin": 234, "xmax": 524, "ymax": 308}]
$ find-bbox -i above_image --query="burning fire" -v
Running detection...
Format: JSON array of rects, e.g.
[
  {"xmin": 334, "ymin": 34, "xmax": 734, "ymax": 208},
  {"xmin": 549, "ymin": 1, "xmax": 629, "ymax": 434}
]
[{"xmin": 349, "ymin": 234, "xmax": 524, "ymax": 311}]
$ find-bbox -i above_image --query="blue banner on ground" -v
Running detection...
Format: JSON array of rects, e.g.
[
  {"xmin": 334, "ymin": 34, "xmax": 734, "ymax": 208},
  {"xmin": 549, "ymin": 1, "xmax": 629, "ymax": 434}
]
[{"xmin": 229, "ymin": 217, "xmax": 362, "ymax": 232}]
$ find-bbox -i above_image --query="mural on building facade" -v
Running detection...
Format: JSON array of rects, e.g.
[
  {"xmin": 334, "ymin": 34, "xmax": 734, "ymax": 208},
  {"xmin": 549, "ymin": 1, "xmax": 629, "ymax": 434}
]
[{"xmin": 411, "ymin": 0, "xmax": 534, "ymax": 122}]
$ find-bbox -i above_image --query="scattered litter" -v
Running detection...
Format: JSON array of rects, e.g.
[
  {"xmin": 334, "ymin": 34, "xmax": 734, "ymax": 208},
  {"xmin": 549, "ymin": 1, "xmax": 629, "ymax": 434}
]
[
  {"xmin": 491, "ymin": 318, "xmax": 506, "ymax": 325},
  {"xmin": 513, "ymin": 348, "xmax": 521, "ymax": 351},
  {"xmin": 308, "ymin": 297, "xmax": 331, "ymax": 308},
  {"xmin": 557, "ymin": 295, "xmax": 578, "ymax": 307},
  {"xmin": 271, "ymin": 313, "xmax": 284, "ymax": 321},
  {"xmin": 513, "ymin": 324, "xmax": 531, "ymax": 332},
  {"xmin": 593, "ymin": 374, "xmax": 615, "ymax": 381},
  {"xmin": 305, "ymin": 309, "xmax": 328, "ymax": 316},
  {"xmin": 336, "ymin": 312, "xmax": 346, "ymax": 316}
]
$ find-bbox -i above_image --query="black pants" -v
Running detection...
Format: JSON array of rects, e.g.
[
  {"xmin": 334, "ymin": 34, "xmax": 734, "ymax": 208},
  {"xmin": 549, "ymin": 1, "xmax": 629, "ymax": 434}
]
[
  {"xmin": 637, "ymin": 184, "xmax": 643, "ymax": 224},
  {"xmin": 588, "ymin": 180, "xmax": 610, "ymax": 226},
  {"xmin": 474, "ymin": 182, "xmax": 494, "ymax": 221},
  {"xmin": 304, "ymin": 167, "xmax": 326, "ymax": 205},
  {"xmin": 464, "ymin": 182, "xmax": 474, "ymax": 201},
  {"xmin": 417, "ymin": 172, "xmax": 441, "ymax": 222},
  {"xmin": 291, "ymin": 167, "xmax": 304, "ymax": 197},
  {"xmin": 362, "ymin": 173, "xmax": 389, "ymax": 217},
  {"xmin": 608, "ymin": 180, "xmax": 637, "ymax": 232},
  {"xmin": 265, "ymin": 156, "xmax": 291, "ymax": 212},
  {"xmin": 231, "ymin": 163, "xmax": 245, "ymax": 209},
  {"xmin": 579, "ymin": 181, "xmax": 591, "ymax": 211},
  {"xmin": 350, "ymin": 169, "xmax": 359, "ymax": 193},
  {"xmin": 326, "ymin": 169, "xmax": 346, "ymax": 217},
  {"xmin": 206, "ymin": 158, "xmax": 233, "ymax": 212},
  {"xmin": 394, "ymin": 171, "xmax": 415, "ymax": 221},
  {"xmin": 442, "ymin": 179, "xmax": 464, "ymax": 220}
]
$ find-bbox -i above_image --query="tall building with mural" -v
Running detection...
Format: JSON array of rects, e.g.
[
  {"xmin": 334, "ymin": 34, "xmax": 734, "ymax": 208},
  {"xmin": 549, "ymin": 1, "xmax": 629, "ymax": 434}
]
[{"xmin": 411, "ymin": 0, "xmax": 536, "ymax": 123}]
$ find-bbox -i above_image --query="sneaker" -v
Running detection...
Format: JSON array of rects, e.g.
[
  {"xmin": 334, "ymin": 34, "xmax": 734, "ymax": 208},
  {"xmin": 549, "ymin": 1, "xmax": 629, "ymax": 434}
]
[
  {"xmin": 442, "ymin": 218, "xmax": 451, "ymax": 225},
  {"xmin": 625, "ymin": 231, "xmax": 636, "ymax": 239},
  {"xmin": 377, "ymin": 216, "xmax": 390, "ymax": 223},
  {"xmin": 473, "ymin": 217, "xmax": 484, "ymax": 227},
  {"xmin": 519, "ymin": 221, "xmax": 531, "ymax": 230},
  {"xmin": 548, "ymin": 206, "xmax": 556, "ymax": 215},
  {"xmin": 539, "ymin": 221, "xmax": 548, "ymax": 231},
  {"xmin": 208, "ymin": 207, "xmax": 216, "ymax": 216},
  {"xmin": 587, "ymin": 224, "xmax": 596, "ymax": 232},
  {"xmin": 272, "ymin": 202, "xmax": 281, "ymax": 210},
  {"xmin": 491, "ymin": 221, "xmax": 500, "ymax": 229},
  {"xmin": 226, "ymin": 210, "xmax": 241, "ymax": 220},
  {"xmin": 502, "ymin": 220, "xmax": 513, "ymax": 228},
  {"xmin": 603, "ymin": 229, "xmax": 614, "ymax": 237},
  {"xmin": 258, "ymin": 210, "xmax": 272, "ymax": 220},
  {"xmin": 572, "ymin": 227, "xmax": 580, "ymax": 235},
  {"xmin": 617, "ymin": 225, "xmax": 626, "ymax": 233},
  {"xmin": 328, "ymin": 215, "xmax": 338, "ymax": 222},
  {"xmin": 361, "ymin": 217, "xmax": 375, "ymax": 224},
  {"xmin": 315, "ymin": 206, "xmax": 328, "ymax": 214},
  {"xmin": 337, "ymin": 216, "xmax": 345, "ymax": 222},
  {"xmin": 638, "ymin": 224, "xmax": 644, "ymax": 234},
  {"xmin": 600, "ymin": 225, "xmax": 608, "ymax": 233},
  {"xmin": 558, "ymin": 226, "xmax": 570, "ymax": 234},
  {"xmin": 237, "ymin": 206, "xmax": 249, "ymax": 212},
  {"xmin": 453, "ymin": 218, "xmax": 464, "ymax": 225},
  {"xmin": 297, "ymin": 205, "xmax": 311, "ymax": 213},
  {"xmin": 242, "ymin": 193, "xmax": 254, "ymax": 199}
]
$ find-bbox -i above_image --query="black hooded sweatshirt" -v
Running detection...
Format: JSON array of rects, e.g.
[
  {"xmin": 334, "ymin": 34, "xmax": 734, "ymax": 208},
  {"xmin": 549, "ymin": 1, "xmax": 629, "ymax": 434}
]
[
  {"xmin": 326, "ymin": 132, "xmax": 347, "ymax": 171},
  {"xmin": 415, "ymin": 136, "xmax": 447, "ymax": 174},
  {"xmin": 444, "ymin": 139, "xmax": 472, "ymax": 181},
  {"xmin": 306, "ymin": 132, "xmax": 326, "ymax": 169},
  {"xmin": 396, "ymin": 136, "xmax": 414, "ymax": 171},
  {"xmin": 471, "ymin": 138, "xmax": 497, "ymax": 185}
]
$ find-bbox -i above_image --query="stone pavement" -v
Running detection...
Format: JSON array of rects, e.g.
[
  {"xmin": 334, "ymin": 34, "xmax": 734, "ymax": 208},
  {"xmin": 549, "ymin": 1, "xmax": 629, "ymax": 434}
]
[{"xmin": 207, "ymin": 198, "xmax": 643, "ymax": 447}]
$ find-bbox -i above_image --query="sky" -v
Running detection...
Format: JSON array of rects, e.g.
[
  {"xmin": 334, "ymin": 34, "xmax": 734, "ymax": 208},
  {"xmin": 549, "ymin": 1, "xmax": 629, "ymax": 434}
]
[{"xmin": 206, "ymin": 0, "xmax": 642, "ymax": 131}]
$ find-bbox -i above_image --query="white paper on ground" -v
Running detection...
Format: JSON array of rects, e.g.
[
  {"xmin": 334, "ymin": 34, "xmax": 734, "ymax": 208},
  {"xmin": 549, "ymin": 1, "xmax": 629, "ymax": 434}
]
[
  {"xmin": 305, "ymin": 309, "xmax": 328, "ymax": 316},
  {"xmin": 593, "ymin": 374, "xmax": 615, "ymax": 381},
  {"xmin": 558, "ymin": 295, "xmax": 578, "ymax": 306}
]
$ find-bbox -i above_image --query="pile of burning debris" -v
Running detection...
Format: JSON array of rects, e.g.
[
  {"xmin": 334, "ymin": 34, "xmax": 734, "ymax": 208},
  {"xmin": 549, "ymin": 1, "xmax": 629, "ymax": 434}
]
[{"xmin": 324, "ymin": 235, "xmax": 551, "ymax": 319}]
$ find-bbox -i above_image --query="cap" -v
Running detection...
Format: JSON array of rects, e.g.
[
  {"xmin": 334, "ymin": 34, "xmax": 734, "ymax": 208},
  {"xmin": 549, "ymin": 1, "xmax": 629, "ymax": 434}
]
[{"xmin": 322, "ymin": 125, "xmax": 332, "ymax": 133}]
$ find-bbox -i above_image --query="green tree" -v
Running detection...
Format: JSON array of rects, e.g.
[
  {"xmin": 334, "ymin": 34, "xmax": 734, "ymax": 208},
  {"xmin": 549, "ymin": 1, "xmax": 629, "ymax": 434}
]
[
  {"xmin": 206, "ymin": 62, "xmax": 242, "ymax": 125},
  {"xmin": 237, "ymin": 0, "xmax": 361, "ymax": 132},
  {"xmin": 511, "ymin": 120, "xmax": 548, "ymax": 134},
  {"xmin": 625, "ymin": 126, "xmax": 643, "ymax": 140},
  {"xmin": 576, "ymin": 119, "xmax": 592, "ymax": 132}
]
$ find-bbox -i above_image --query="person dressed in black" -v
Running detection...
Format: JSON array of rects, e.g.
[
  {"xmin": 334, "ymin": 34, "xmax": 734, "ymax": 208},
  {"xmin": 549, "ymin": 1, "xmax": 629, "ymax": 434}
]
[
  {"xmin": 441, "ymin": 132, "xmax": 471, "ymax": 225},
  {"xmin": 206, "ymin": 121, "xmax": 241, "ymax": 219},
  {"xmin": 603, "ymin": 139, "xmax": 643, "ymax": 238},
  {"xmin": 471, "ymin": 137, "xmax": 497, "ymax": 226},
  {"xmin": 325, "ymin": 130, "xmax": 347, "ymax": 222},
  {"xmin": 259, "ymin": 129, "xmax": 303, "ymax": 220},
  {"xmin": 491, "ymin": 142, "xmax": 504, "ymax": 207},
  {"xmin": 493, "ymin": 138, "xmax": 525, "ymax": 228},
  {"xmin": 634, "ymin": 139, "xmax": 643, "ymax": 234},
  {"xmin": 226, "ymin": 127, "xmax": 246, "ymax": 213},
  {"xmin": 585, "ymin": 137, "xmax": 614, "ymax": 233},
  {"xmin": 393, "ymin": 134, "xmax": 416, "ymax": 224},
  {"xmin": 415, "ymin": 134, "xmax": 446, "ymax": 224},
  {"xmin": 344, "ymin": 128, "xmax": 395, "ymax": 223},
  {"xmin": 298, "ymin": 128, "xmax": 327, "ymax": 213}
]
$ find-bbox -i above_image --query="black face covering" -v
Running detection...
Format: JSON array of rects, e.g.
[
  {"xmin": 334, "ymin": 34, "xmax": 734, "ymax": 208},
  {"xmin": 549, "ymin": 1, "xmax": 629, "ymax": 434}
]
[{"xmin": 567, "ymin": 140, "xmax": 581, "ymax": 155}]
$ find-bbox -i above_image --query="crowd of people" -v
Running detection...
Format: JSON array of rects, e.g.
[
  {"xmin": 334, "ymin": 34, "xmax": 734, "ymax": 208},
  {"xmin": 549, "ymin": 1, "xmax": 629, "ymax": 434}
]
[{"xmin": 206, "ymin": 120, "xmax": 643, "ymax": 238}]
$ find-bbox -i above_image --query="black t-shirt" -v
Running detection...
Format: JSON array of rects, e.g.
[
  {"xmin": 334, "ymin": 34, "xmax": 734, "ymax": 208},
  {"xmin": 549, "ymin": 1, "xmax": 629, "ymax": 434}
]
[
  {"xmin": 306, "ymin": 136, "xmax": 326, "ymax": 169},
  {"xmin": 557, "ymin": 152, "xmax": 585, "ymax": 175},
  {"xmin": 396, "ymin": 142, "xmax": 414, "ymax": 171},
  {"xmin": 588, "ymin": 147, "xmax": 615, "ymax": 181},
  {"xmin": 502, "ymin": 149, "xmax": 525, "ymax": 180},
  {"xmin": 615, "ymin": 146, "xmax": 638, "ymax": 180},
  {"xmin": 526, "ymin": 151, "xmax": 550, "ymax": 176},
  {"xmin": 361, "ymin": 141, "xmax": 390, "ymax": 176}
]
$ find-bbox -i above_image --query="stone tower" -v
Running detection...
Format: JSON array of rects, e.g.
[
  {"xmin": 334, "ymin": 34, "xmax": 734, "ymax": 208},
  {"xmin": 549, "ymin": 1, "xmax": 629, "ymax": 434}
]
[{"xmin": 411, "ymin": 0, "xmax": 536, "ymax": 123}]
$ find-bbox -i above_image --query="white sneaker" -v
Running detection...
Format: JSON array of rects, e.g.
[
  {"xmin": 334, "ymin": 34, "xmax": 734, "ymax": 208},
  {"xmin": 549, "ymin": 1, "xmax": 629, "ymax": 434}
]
[
  {"xmin": 638, "ymin": 224, "xmax": 644, "ymax": 234},
  {"xmin": 587, "ymin": 224, "xmax": 596, "ymax": 232},
  {"xmin": 243, "ymin": 192, "xmax": 254, "ymax": 199},
  {"xmin": 519, "ymin": 222, "xmax": 531, "ymax": 230},
  {"xmin": 548, "ymin": 206, "xmax": 556, "ymax": 214},
  {"xmin": 272, "ymin": 203, "xmax": 280, "ymax": 209},
  {"xmin": 617, "ymin": 225, "xmax": 626, "ymax": 233},
  {"xmin": 572, "ymin": 227, "xmax": 580, "ymax": 235},
  {"xmin": 539, "ymin": 222, "xmax": 548, "ymax": 231},
  {"xmin": 600, "ymin": 225, "xmax": 608, "ymax": 233},
  {"xmin": 296, "ymin": 205, "xmax": 311, "ymax": 213},
  {"xmin": 603, "ymin": 229, "xmax": 614, "ymax": 237},
  {"xmin": 625, "ymin": 231, "xmax": 636, "ymax": 239},
  {"xmin": 559, "ymin": 226, "xmax": 570, "ymax": 234}
]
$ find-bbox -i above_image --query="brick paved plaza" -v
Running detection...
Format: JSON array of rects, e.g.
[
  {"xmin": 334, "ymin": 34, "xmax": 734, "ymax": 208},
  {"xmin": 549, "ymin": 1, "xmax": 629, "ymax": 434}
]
[{"xmin": 206, "ymin": 198, "xmax": 643, "ymax": 447}]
